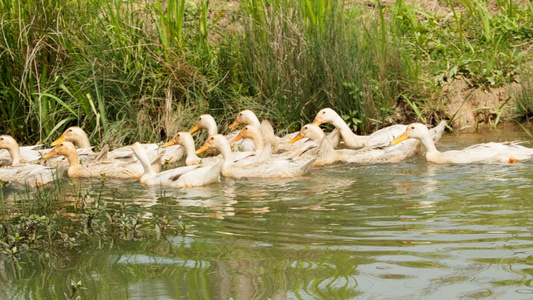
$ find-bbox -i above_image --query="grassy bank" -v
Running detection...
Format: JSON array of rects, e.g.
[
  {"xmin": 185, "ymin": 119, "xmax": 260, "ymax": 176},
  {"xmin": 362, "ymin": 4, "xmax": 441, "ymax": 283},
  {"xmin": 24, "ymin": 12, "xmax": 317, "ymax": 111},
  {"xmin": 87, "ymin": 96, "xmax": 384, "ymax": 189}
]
[{"xmin": 1, "ymin": 0, "xmax": 533, "ymax": 147}]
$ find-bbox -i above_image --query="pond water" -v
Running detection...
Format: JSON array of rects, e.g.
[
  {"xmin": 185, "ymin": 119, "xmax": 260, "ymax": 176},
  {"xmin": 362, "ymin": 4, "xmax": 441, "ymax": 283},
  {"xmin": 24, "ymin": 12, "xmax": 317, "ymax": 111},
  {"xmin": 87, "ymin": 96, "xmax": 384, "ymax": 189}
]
[{"xmin": 2, "ymin": 125, "xmax": 533, "ymax": 299}]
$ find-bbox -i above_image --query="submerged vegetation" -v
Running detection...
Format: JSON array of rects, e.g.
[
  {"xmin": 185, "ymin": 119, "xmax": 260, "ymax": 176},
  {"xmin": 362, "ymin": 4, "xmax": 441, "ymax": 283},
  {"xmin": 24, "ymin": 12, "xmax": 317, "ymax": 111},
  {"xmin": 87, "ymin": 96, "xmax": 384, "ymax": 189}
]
[
  {"xmin": 0, "ymin": 0, "xmax": 532, "ymax": 145},
  {"xmin": 0, "ymin": 179, "xmax": 188, "ymax": 259}
]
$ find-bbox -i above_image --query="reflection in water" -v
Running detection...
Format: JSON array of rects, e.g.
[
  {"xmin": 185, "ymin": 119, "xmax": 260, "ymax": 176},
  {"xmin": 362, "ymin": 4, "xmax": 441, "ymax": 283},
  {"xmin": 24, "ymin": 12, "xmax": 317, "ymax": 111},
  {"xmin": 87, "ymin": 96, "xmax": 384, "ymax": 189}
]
[{"xmin": 3, "ymin": 128, "xmax": 533, "ymax": 299}]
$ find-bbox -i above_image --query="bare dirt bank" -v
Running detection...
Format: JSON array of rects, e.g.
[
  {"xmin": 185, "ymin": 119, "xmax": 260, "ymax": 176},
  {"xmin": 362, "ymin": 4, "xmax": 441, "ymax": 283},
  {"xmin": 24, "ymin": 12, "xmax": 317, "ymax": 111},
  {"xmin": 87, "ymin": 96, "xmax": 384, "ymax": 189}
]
[{"xmin": 441, "ymin": 80, "xmax": 524, "ymax": 131}]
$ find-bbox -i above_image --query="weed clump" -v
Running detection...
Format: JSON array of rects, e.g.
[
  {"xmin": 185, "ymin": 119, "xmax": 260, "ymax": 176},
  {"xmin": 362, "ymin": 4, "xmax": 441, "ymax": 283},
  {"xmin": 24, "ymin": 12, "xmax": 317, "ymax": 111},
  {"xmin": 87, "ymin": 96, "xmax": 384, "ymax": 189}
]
[{"xmin": 0, "ymin": 180, "xmax": 188, "ymax": 259}]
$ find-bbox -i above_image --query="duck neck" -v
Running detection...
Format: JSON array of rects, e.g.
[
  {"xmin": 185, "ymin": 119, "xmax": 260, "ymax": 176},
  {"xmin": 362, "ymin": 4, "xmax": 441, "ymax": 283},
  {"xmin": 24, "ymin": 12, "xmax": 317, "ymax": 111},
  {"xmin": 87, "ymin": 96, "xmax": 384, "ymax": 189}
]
[
  {"xmin": 218, "ymin": 140, "xmax": 235, "ymax": 171},
  {"xmin": 7, "ymin": 146, "xmax": 21, "ymax": 166},
  {"xmin": 136, "ymin": 147, "xmax": 157, "ymax": 181},
  {"xmin": 207, "ymin": 127, "xmax": 218, "ymax": 136},
  {"xmin": 205, "ymin": 120, "xmax": 218, "ymax": 136},
  {"xmin": 250, "ymin": 135, "xmax": 264, "ymax": 156},
  {"xmin": 330, "ymin": 114, "xmax": 351, "ymax": 132},
  {"xmin": 65, "ymin": 152, "xmax": 82, "ymax": 178},
  {"xmin": 417, "ymin": 132, "xmax": 440, "ymax": 157},
  {"xmin": 180, "ymin": 137, "xmax": 201, "ymax": 166},
  {"xmin": 76, "ymin": 133, "xmax": 92, "ymax": 149},
  {"xmin": 329, "ymin": 116, "xmax": 363, "ymax": 147},
  {"xmin": 185, "ymin": 154, "xmax": 201, "ymax": 166},
  {"xmin": 315, "ymin": 137, "xmax": 337, "ymax": 165},
  {"xmin": 248, "ymin": 115, "xmax": 261, "ymax": 128}
]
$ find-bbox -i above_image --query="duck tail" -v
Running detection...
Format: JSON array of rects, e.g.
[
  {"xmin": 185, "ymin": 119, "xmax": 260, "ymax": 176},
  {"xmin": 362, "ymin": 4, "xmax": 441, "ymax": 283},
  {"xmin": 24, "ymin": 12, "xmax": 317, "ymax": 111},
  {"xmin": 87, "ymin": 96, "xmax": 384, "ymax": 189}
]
[
  {"xmin": 429, "ymin": 120, "xmax": 448, "ymax": 143},
  {"xmin": 260, "ymin": 120, "xmax": 278, "ymax": 150},
  {"xmin": 301, "ymin": 158, "xmax": 316, "ymax": 175}
]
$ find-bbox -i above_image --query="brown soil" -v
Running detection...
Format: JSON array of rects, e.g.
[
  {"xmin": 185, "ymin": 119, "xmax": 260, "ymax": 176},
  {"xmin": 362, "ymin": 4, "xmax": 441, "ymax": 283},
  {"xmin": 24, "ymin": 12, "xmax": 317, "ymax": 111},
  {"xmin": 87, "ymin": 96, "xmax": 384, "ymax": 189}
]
[{"xmin": 441, "ymin": 80, "xmax": 523, "ymax": 131}]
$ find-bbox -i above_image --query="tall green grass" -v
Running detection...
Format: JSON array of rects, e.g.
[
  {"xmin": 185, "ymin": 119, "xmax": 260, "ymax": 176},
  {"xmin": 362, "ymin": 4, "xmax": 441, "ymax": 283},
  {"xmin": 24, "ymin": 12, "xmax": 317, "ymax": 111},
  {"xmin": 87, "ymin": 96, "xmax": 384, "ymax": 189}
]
[
  {"xmin": 0, "ymin": 0, "xmax": 217, "ymax": 146},
  {"xmin": 395, "ymin": 0, "xmax": 533, "ymax": 88},
  {"xmin": 1, "ymin": 0, "xmax": 533, "ymax": 147},
  {"xmin": 229, "ymin": 0, "xmax": 416, "ymax": 133}
]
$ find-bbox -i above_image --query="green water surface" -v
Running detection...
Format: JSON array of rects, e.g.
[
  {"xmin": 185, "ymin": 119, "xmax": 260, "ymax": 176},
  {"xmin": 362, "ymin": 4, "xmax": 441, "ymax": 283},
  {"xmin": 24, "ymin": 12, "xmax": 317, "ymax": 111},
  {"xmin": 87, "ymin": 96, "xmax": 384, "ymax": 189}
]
[{"xmin": 2, "ymin": 128, "xmax": 533, "ymax": 299}]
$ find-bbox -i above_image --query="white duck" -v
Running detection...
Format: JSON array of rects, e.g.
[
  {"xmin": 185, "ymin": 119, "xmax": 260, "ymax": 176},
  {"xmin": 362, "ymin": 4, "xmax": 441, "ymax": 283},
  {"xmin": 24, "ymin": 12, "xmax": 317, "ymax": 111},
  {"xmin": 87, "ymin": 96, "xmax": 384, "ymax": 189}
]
[
  {"xmin": 196, "ymin": 134, "xmax": 315, "ymax": 179},
  {"xmin": 228, "ymin": 109, "xmax": 307, "ymax": 153},
  {"xmin": 189, "ymin": 114, "xmax": 221, "ymax": 136},
  {"xmin": 163, "ymin": 131, "xmax": 255, "ymax": 166},
  {"xmin": 0, "ymin": 137, "xmax": 49, "ymax": 166},
  {"xmin": 0, "ymin": 135, "xmax": 41, "ymax": 166},
  {"xmin": 189, "ymin": 113, "xmax": 253, "ymax": 151},
  {"xmin": 43, "ymin": 141, "xmax": 163, "ymax": 179},
  {"xmin": 52, "ymin": 126, "xmax": 183, "ymax": 163},
  {"xmin": 313, "ymin": 108, "xmax": 407, "ymax": 149},
  {"xmin": 0, "ymin": 135, "xmax": 58, "ymax": 187},
  {"xmin": 392, "ymin": 123, "xmax": 533, "ymax": 163},
  {"xmin": 132, "ymin": 142, "xmax": 222, "ymax": 188},
  {"xmin": 229, "ymin": 109, "xmax": 262, "ymax": 130},
  {"xmin": 290, "ymin": 122, "xmax": 446, "ymax": 166},
  {"xmin": 164, "ymin": 132, "xmax": 204, "ymax": 166},
  {"xmin": 229, "ymin": 120, "xmax": 279, "ymax": 164}
]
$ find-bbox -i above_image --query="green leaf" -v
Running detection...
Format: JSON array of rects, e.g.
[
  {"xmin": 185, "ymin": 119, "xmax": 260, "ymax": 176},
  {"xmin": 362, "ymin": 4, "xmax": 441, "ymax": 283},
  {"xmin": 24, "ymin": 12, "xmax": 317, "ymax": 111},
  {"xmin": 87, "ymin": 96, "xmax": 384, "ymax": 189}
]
[{"xmin": 34, "ymin": 93, "xmax": 78, "ymax": 118}]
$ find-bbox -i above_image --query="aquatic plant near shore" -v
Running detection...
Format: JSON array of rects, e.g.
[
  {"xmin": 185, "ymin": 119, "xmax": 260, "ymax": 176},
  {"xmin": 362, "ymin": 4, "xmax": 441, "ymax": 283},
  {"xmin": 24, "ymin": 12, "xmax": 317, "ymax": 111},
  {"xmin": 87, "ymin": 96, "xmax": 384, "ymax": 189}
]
[{"xmin": 0, "ymin": 180, "xmax": 190, "ymax": 259}]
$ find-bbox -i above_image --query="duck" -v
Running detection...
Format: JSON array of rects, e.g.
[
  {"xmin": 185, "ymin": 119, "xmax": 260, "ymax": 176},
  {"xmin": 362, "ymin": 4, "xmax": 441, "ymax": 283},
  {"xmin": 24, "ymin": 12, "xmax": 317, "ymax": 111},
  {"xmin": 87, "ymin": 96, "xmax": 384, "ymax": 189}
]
[
  {"xmin": 313, "ymin": 108, "xmax": 407, "ymax": 149},
  {"xmin": 163, "ymin": 131, "xmax": 255, "ymax": 166},
  {"xmin": 164, "ymin": 132, "xmax": 204, "ymax": 166},
  {"xmin": 289, "ymin": 124, "xmax": 349, "ymax": 166},
  {"xmin": 0, "ymin": 135, "xmax": 41, "ymax": 166},
  {"xmin": 52, "ymin": 126, "xmax": 183, "ymax": 164},
  {"xmin": 290, "ymin": 122, "xmax": 446, "ymax": 166},
  {"xmin": 189, "ymin": 113, "xmax": 253, "ymax": 152},
  {"xmin": 0, "ymin": 136, "xmax": 50, "ymax": 166},
  {"xmin": 228, "ymin": 109, "xmax": 261, "ymax": 129},
  {"xmin": 229, "ymin": 121, "xmax": 277, "ymax": 164},
  {"xmin": 196, "ymin": 134, "xmax": 315, "ymax": 179},
  {"xmin": 132, "ymin": 142, "xmax": 222, "ymax": 188},
  {"xmin": 228, "ymin": 109, "xmax": 307, "ymax": 153},
  {"xmin": 43, "ymin": 141, "xmax": 163, "ymax": 179},
  {"xmin": 0, "ymin": 135, "xmax": 58, "ymax": 187},
  {"xmin": 391, "ymin": 123, "xmax": 533, "ymax": 163},
  {"xmin": 189, "ymin": 114, "xmax": 221, "ymax": 137}
]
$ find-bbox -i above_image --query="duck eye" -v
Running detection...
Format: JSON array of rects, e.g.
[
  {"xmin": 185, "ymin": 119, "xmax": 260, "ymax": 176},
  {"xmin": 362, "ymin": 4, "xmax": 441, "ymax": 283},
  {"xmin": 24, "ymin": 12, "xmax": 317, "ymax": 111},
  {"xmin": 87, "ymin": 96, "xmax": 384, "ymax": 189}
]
[
  {"xmin": 411, "ymin": 126, "xmax": 415, "ymax": 129},
  {"xmin": 239, "ymin": 113, "xmax": 243, "ymax": 116}
]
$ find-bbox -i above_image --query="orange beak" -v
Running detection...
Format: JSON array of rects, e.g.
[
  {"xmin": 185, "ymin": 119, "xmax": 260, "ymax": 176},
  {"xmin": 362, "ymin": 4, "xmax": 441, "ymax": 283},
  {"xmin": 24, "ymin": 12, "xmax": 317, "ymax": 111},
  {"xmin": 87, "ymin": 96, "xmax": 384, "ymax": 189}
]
[
  {"xmin": 43, "ymin": 148, "xmax": 59, "ymax": 159},
  {"xmin": 228, "ymin": 120, "xmax": 240, "ymax": 130},
  {"xmin": 195, "ymin": 144, "xmax": 210, "ymax": 154},
  {"xmin": 289, "ymin": 134, "xmax": 304, "ymax": 143},
  {"xmin": 230, "ymin": 132, "xmax": 245, "ymax": 143},
  {"xmin": 312, "ymin": 120, "xmax": 322, "ymax": 126},
  {"xmin": 189, "ymin": 125, "xmax": 200, "ymax": 134},
  {"xmin": 51, "ymin": 135, "xmax": 67, "ymax": 146},
  {"xmin": 391, "ymin": 132, "xmax": 409, "ymax": 145},
  {"xmin": 163, "ymin": 140, "xmax": 176, "ymax": 148}
]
